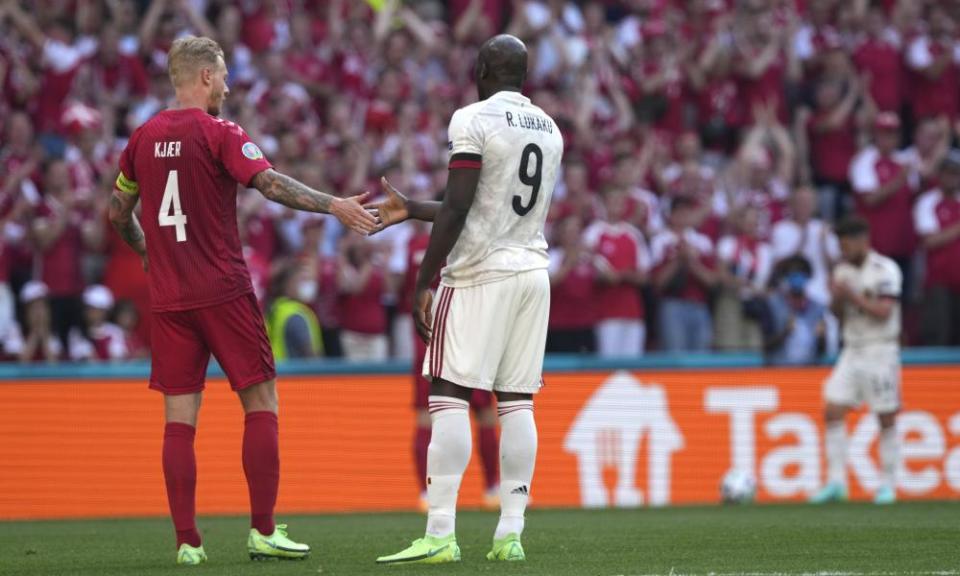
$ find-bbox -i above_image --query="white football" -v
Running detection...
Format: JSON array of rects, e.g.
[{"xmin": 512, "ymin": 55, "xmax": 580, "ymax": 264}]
[{"xmin": 720, "ymin": 468, "xmax": 757, "ymax": 504}]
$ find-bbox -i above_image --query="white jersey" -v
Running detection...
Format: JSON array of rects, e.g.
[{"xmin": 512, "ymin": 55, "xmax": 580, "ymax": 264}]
[
  {"xmin": 833, "ymin": 251, "xmax": 902, "ymax": 348},
  {"xmin": 442, "ymin": 91, "xmax": 564, "ymax": 287}
]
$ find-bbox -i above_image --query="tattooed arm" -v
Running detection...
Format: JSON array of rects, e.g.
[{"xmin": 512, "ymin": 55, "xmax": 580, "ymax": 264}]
[
  {"xmin": 108, "ymin": 188, "xmax": 148, "ymax": 270},
  {"xmin": 251, "ymin": 168, "xmax": 377, "ymax": 234}
]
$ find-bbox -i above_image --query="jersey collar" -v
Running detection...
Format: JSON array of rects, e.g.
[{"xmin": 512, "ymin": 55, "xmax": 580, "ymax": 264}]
[{"xmin": 490, "ymin": 90, "xmax": 530, "ymax": 105}]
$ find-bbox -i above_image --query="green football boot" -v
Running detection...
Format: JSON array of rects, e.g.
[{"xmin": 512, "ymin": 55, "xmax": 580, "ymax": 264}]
[
  {"xmin": 809, "ymin": 482, "xmax": 848, "ymax": 504},
  {"xmin": 487, "ymin": 533, "xmax": 525, "ymax": 561},
  {"xmin": 176, "ymin": 543, "xmax": 207, "ymax": 565},
  {"xmin": 376, "ymin": 534, "xmax": 461, "ymax": 565},
  {"xmin": 247, "ymin": 524, "xmax": 310, "ymax": 560},
  {"xmin": 874, "ymin": 485, "xmax": 897, "ymax": 505}
]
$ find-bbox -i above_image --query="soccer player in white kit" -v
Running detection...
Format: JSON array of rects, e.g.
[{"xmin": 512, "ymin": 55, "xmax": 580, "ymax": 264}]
[
  {"xmin": 810, "ymin": 217, "xmax": 902, "ymax": 505},
  {"xmin": 370, "ymin": 35, "xmax": 563, "ymax": 564}
]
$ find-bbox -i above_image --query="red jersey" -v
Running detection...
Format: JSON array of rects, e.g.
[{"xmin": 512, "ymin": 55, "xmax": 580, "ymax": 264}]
[
  {"xmin": 908, "ymin": 37, "xmax": 960, "ymax": 121},
  {"xmin": 737, "ymin": 48, "xmax": 787, "ymax": 122},
  {"xmin": 584, "ymin": 221, "xmax": 650, "ymax": 321},
  {"xmin": 548, "ymin": 250, "xmax": 597, "ymax": 330},
  {"xmin": 852, "ymin": 38, "xmax": 903, "ymax": 112},
  {"xmin": 850, "ymin": 147, "xmax": 916, "ymax": 258},
  {"xmin": 95, "ymin": 54, "xmax": 149, "ymax": 98},
  {"xmin": 117, "ymin": 108, "xmax": 272, "ymax": 312},
  {"xmin": 808, "ymin": 112, "xmax": 857, "ymax": 182},
  {"xmin": 650, "ymin": 227, "xmax": 715, "ymax": 304},
  {"xmin": 914, "ymin": 189, "xmax": 960, "ymax": 290},
  {"xmin": 34, "ymin": 200, "xmax": 89, "ymax": 297},
  {"xmin": 339, "ymin": 268, "xmax": 387, "ymax": 335}
]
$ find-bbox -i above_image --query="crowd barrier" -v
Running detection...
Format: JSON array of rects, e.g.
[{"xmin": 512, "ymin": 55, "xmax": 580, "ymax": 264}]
[{"xmin": 2, "ymin": 350, "xmax": 959, "ymax": 520}]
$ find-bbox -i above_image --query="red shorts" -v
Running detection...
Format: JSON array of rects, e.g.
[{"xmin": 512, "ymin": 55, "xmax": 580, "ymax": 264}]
[
  {"xmin": 149, "ymin": 293, "xmax": 276, "ymax": 395},
  {"xmin": 413, "ymin": 332, "xmax": 493, "ymax": 410}
]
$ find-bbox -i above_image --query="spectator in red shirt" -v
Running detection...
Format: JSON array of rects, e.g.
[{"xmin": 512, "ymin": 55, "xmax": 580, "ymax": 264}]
[
  {"xmin": 793, "ymin": 0, "xmax": 843, "ymax": 81},
  {"xmin": 651, "ymin": 196, "xmax": 717, "ymax": 352},
  {"xmin": 714, "ymin": 205, "xmax": 773, "ymax": 351},
  {"xmin": 3, "ymin": 2, "xmax": 98, "ymax": 135},
  {"xmin": 91, "ymin": 25, "xmax": 149, "ymax": 105},
  {"xmin": 337, "ymin": 233, "xmax": 388, "ymax": 361},
  {"xmin": 631, "ymin": 20, "xmax": 687, "ymax": 135},
  {"xmin": 1, "ymin": 111, "xmax": 41, "ymax": 201},
  {"xmin": 657, "ymin": 131, "xmax": 715, "ymax": 234},
  {"xmin": 849, "ymin": 112, "xmax": 917, "ymax": 290},
  {"xmin": 802, "ymin": 76, "xmax": 863, "ymax": 220},
  {"xmin": 900, "ymin": 116, "xmax": 951, "ymax": 194},
  {"xmin": 584, "ymin": 189, "xmax": 651, "ymax": 357},
  {"xmin": 113, "ymin": 298, "xmax": 148, "ymax": 359},
  {"xmin": 913, "ymin": 151, "xmax": 960, "ymax": 346},
  {"xmin": 68, "ymin": 284, "xmax": 128, "ymax": 362},
  {"xmin": 10, "ymin": 281, "xmax": 61, "ymax": 363},
  {"xmin": 907, "ymin": 6, "xmax": 960, "ymax": 123},
  {"xmin": 733, "ymin": 6, "xmax": 794, "ymax": 124},
  {"xmin": 295, "ymin": 217, "xmax": 343, "ymax": 358},
  {"xmin": 550, "ymin": 158, "xmax": 599, "ymax": 225},
  {"xmin": 31, "ymin": 159, "xmax": 103, "ymax": 357},
  {"xmin": 548, "ymin": 216, "xmax": 599, "ymax": 353},
  {"xmin": 689, "ymin": 23, "xmax": 744, "ymax": 153},
  {"xmin": 852, "ymin": 6, "xmax": 904, "ymax": 113},
  {"xmin": 721, "ymin": 144, "xmax": 791, "ymax": 239}
]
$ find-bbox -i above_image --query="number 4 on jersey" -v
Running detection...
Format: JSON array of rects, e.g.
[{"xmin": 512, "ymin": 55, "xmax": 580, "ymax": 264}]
[{"xmin": 159, "ymin": 169, "xmax": 188, "ymax": 242}]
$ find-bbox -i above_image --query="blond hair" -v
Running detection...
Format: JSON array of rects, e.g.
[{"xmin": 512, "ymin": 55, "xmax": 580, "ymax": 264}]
[{"xmin": 167, "ymin": 35, "xmax": 224, "ymax": 88}]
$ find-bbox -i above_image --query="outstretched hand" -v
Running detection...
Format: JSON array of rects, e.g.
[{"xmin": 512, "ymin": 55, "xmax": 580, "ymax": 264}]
[
  {"xmin": 364, "ymin": 177, "xmax": 410, "ymax": 234},
  {"xmin": 331, "ymin": 191, "xmax": 380, "ymax": 235}
]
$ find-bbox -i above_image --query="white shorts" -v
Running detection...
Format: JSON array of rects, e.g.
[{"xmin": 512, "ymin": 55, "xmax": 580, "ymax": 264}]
[
  {"xmin": 422, "ymin": 269, "xmax": 549, "ymax": 394},
  {"xmin": 823, "ymin": 345, "xmax": 901, "ymax": 413}
]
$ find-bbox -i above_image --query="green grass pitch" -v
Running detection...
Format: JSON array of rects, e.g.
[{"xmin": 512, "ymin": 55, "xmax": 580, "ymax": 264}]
[{"xmin": 0, "ymin": 502, "xmax": 956, "ymax": 575}]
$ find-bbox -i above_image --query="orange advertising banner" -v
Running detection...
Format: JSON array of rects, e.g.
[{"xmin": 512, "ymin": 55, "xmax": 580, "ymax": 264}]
[{"xmin": 1, "ymin": 366, "xmax": 959, "ymax": 519}]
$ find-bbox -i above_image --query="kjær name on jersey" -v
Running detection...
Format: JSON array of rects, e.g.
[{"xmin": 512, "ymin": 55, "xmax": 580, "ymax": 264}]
[{"xmin": 155, "ymin": 141, "xmax": 182, "ymax": 158}]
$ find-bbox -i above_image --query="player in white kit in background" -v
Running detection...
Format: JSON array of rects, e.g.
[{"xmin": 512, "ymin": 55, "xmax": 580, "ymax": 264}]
[
  {"xmin": 810, "ymin": 217, "xmax": 902, "ymax": 505},
  {"xmin": 369, "ymin": 35, "xmax": 563, "ymax": 564}
]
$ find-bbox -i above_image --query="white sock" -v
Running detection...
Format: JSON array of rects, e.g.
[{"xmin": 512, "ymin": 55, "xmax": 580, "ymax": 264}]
[
  {"xmin": 425, "ymin": 396, "xmax": 471, "ymax": 538},
  {"xmin": 879, "ymin": 424, "xmax": 898, "ymax": 491},
  {"xmin": 825, "ymin": 421, "xmax": 847, "ymax": 488},
  {"xmin": 495, "ymin": 400, "xmax": 537, "ymax": 540}
]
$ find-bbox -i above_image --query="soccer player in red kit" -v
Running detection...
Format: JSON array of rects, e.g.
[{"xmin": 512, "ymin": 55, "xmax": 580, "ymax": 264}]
[{"xmin": 107, "ymin": 36, "xmax": 377, "ymax": 566}]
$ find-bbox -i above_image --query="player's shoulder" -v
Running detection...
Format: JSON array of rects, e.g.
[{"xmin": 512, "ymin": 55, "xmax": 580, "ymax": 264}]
[
  {"xmin": 195, "ymin": 113, "xmax": 247, "ymax": 139},
  {"xmin": 833, "ymin": 259, "xmax": 856, "ymax": 274},
  {"xmin": 451, "ymin": 100, "xmax": 488, "ymax": 125},
  {"xmin": 867, "ymin": 251, "xmax": 901, "ymax": 277}
]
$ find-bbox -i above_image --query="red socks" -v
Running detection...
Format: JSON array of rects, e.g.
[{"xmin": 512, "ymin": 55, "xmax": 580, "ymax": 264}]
[
  {"xmin": 163, "ymin": 422, "xmax": 200, "ymax": 548},
  {"xmin": 164, "ymin": 411, "xmax": 279, "ymax": 547},
  {"xmin": 477, "ymin": 424, "xmax": 499, "ymax": 491},
  {"xmin": 243, "ymin": 411, "xmax": 279, "ymax": 536},
  {"xmin": 414, "ymin": 426, "xmax": 431, "ymax": 492}
]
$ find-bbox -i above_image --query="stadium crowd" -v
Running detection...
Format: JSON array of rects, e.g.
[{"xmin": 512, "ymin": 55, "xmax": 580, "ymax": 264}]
[{"xmin": 1, "ymin": 0, "xmax": 960, "ymax": 364}]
